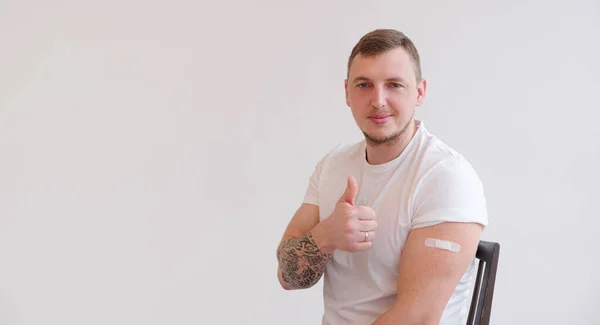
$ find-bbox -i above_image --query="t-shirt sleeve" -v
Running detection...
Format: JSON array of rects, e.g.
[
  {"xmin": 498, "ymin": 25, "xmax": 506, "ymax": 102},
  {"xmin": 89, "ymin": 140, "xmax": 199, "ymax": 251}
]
[
  {"xmin": 302, "ymin": 156, "xmax": 325, "ymax": 206},
  {"xmin": 411, "ymin": 157, "xmax": 489, "ymax": 229}
]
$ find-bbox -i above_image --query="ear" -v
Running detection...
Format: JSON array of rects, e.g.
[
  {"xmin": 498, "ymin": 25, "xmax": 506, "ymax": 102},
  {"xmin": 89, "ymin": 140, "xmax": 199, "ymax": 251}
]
[
  {"xmin": 344, "ymin": 79, "xmax": 350, "ymax": 107},
  {"xmin": 416, "ymin": 78, "xmax": 427, "ymax": 106}
]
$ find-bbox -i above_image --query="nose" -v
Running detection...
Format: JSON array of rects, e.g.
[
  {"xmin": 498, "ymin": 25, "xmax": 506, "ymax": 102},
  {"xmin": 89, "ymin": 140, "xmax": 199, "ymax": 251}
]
[{"xmin": 370, "ymin": 85, "xmax": 386, "ymax": 108}]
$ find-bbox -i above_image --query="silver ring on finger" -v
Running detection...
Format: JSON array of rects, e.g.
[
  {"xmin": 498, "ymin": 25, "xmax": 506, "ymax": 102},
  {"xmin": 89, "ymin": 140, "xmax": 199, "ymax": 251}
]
[{"xmin": 363, "ymin": 231, "xmax": 369, "ymax": 242}]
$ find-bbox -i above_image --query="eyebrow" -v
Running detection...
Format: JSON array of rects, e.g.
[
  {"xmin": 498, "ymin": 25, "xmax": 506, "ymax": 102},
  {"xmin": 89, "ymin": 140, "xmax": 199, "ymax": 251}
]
[{"xmin": 352, "ymin": 76, "xmax": 407, "ymax": 83}]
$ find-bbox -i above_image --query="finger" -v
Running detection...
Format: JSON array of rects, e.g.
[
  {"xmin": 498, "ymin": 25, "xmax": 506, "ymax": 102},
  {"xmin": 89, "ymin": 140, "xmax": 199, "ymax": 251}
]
[
  {"xmin": 339, "ymin": 176, "xmax": 358, "ymax": 205},
  {"xmin": 358, "ymin": 220, "xmax": 378, "ymax": 232},
  {"xmin": 353, "ymin": 230, "xmax": 375, "ymax": 244},
  {"xmin": 351, "ymin": 240, "xmax": 373, "ymax": 252},
  {"xmin": 355, "ymin": 206, "xmax": 376, "ymax": 220}
]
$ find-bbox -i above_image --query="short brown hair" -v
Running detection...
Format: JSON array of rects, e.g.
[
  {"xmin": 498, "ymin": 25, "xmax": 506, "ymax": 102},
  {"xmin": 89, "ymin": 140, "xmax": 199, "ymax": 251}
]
[{"xmin": 347, "ymin": 29, "xmax": 422, "ymax": 81}]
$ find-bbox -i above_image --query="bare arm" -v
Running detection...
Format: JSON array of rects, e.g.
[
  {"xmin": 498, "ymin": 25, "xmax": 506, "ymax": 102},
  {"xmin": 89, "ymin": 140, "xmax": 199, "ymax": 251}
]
[
  {"xmin": 372, "ymin": 222, "xmax": 482, "ymax": 325},
  {"xmin": 277, "ymin": 176, "xmax": 377, "ymax": 290},
  {"xmin": 277, "ymin": 177, "xmax": 377, "ymax": 290},
  {"xmin": 276, "ymin": 203, "xmax": 331, "ymax": 290}
]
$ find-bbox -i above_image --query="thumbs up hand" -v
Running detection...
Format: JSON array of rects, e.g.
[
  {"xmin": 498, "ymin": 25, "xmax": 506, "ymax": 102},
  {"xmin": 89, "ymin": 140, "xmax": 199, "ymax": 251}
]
[{"xmin": 314, "ymin": 176, "xmax": 377, "ymax": 254}]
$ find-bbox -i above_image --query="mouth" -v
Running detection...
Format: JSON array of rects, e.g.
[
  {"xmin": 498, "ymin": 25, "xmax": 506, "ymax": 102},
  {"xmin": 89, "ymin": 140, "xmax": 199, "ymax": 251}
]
[{"xmin": 368, "ymin": 115, "xmax": 392, "ymax": 125}]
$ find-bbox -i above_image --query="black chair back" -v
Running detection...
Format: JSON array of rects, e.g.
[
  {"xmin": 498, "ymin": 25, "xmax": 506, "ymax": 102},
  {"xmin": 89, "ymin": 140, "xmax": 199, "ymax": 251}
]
[{"xmin": 466, "ymin": 240, "xmax": 500, "ymax": 325}]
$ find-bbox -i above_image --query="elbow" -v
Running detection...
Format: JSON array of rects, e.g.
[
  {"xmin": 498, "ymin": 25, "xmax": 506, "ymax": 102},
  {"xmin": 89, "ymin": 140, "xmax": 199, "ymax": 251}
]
[
  {"xmin": 278, "ymin": 277, "xmax": 292, "ymax": 291},
  {"xmin": 277, "ymin": 267, "xmax": 293, "ymax": 290},
  {"xmin": 277, "ymin": 267, "xmax": 320, "ymax": 290},
  {"xmin": 280, "ymin": 281, "xmax": 292, "ymax": 291}
]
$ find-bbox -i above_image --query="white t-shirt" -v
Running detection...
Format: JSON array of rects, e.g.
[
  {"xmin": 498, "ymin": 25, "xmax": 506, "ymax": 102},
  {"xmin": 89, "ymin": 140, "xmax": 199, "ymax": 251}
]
[{"xmin": 302, "ymin": 120, "xmax": 488, "ymax": 325}]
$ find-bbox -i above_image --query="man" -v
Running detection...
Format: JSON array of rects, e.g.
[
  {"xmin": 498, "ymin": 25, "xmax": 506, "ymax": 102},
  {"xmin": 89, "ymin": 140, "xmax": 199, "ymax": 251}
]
[{"xmin": 276, "ymin": 29, "xmax": 488, "ymax": 325}]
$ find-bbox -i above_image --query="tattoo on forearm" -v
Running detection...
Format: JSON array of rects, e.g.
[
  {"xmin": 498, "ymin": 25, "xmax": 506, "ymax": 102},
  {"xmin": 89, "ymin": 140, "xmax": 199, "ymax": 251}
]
[{"xmin": 277, "ymin": 232, "xmax": 332, "ymax": 289}]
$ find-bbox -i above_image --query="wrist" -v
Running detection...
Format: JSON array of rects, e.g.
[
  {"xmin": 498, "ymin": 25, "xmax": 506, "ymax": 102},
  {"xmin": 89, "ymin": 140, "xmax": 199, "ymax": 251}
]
[{"xmin": 309, "ymin": 222, "xmax": 335, "ymax": 255}]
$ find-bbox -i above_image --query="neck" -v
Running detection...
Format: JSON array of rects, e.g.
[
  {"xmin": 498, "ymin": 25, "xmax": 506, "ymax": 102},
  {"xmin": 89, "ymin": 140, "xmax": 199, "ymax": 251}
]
[{"xmin": 365, "ymin": 120, "xmax": 417, "ymax": 165}]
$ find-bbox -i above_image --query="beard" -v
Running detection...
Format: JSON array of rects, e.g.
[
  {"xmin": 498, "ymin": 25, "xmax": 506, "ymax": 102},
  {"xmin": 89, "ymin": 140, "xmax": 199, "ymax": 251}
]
[{"xmin": 363, "ymin": 115, "xmax": 415, "ymax": 147}]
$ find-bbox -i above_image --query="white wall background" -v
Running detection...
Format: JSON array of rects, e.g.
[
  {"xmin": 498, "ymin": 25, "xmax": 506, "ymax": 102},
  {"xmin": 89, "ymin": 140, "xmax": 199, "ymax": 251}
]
[{"xmin": 1, "ymin": 0, "xmax": 599, "ymax": 324}]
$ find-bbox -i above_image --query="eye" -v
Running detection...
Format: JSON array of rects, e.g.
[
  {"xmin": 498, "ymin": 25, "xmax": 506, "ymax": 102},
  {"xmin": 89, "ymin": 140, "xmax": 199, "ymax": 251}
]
[
  {"xmin": 389, "ymin": 83, "xmax": 403, "ymax": 88},
  {"xmin": 356, "ymin": 83, "xmax": 370, "ymax": 88}
]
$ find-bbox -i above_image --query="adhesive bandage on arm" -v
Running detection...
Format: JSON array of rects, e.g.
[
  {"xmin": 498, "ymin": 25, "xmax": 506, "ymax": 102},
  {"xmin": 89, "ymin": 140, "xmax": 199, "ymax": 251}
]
[{"xmin": 424, "ymin": 238, "xmax": 461, "ymax": 253}]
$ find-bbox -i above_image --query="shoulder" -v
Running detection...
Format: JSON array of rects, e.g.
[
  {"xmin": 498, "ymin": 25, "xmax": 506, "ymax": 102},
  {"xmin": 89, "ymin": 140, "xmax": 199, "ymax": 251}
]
[
  {"xmin": 419, "ymin": 155, "xmax": 484, "ymax": 194},
  {"xmin": 312, "ymin": 140, "xmax": 364, "ymax": 171},
  {"xmin": 327, "ymin": 140, "xmax": 364, "ymax": 160},
  {"xmin": 409, "ymin": 124, "xmax": 488, "ymax": 228},
  {"xmin": 410, "ymin": 154, "xmax": 489, "ymax": 228},
  {"xmin": 412, "ymin": 123, "xmax": 483, "ymax": 187}
]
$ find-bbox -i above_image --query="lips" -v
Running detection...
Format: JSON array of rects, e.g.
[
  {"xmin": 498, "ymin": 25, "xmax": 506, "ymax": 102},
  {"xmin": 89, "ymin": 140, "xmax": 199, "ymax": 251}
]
[{"xmin": 368, "ymin": 115, "xmax": 392, "ymax": 125}]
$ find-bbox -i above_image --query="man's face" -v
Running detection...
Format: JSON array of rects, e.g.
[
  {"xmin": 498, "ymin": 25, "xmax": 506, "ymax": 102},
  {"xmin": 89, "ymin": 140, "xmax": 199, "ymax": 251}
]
[{"xmin": 345, "ymin": 47, "xmax": 426, "ymax": 145}]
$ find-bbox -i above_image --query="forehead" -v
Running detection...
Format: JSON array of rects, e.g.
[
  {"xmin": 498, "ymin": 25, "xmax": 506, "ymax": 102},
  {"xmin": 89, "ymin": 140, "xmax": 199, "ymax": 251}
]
[{"xmin": 349, "ymin": 47, "xmax": 416, "ymax": 81}]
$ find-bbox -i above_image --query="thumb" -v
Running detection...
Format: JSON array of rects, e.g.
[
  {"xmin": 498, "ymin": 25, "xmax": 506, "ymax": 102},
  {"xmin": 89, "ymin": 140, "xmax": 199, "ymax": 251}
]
[{"xmin": 340, "ymin": 176, "xmax": 358, "ymax": 205}]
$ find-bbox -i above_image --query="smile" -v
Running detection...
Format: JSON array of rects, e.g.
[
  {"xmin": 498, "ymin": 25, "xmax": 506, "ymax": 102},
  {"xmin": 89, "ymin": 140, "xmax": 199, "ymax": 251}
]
[{"xmin": 368, "ymin": 115, "xmax": 392, "ymax": 125}]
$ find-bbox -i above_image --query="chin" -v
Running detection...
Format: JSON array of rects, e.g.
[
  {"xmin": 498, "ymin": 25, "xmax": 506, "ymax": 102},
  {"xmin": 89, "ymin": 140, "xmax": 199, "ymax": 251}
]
[{"xmin": 363, "ymin": 130, "xmax": 401, "ymax": 145}]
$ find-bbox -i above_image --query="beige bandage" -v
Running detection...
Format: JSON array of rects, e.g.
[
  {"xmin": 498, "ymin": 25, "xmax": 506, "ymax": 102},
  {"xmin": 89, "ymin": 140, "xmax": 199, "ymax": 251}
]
[{"xmin": 424, "ymin": 238, "xmax": 461, "ymax": 253}]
